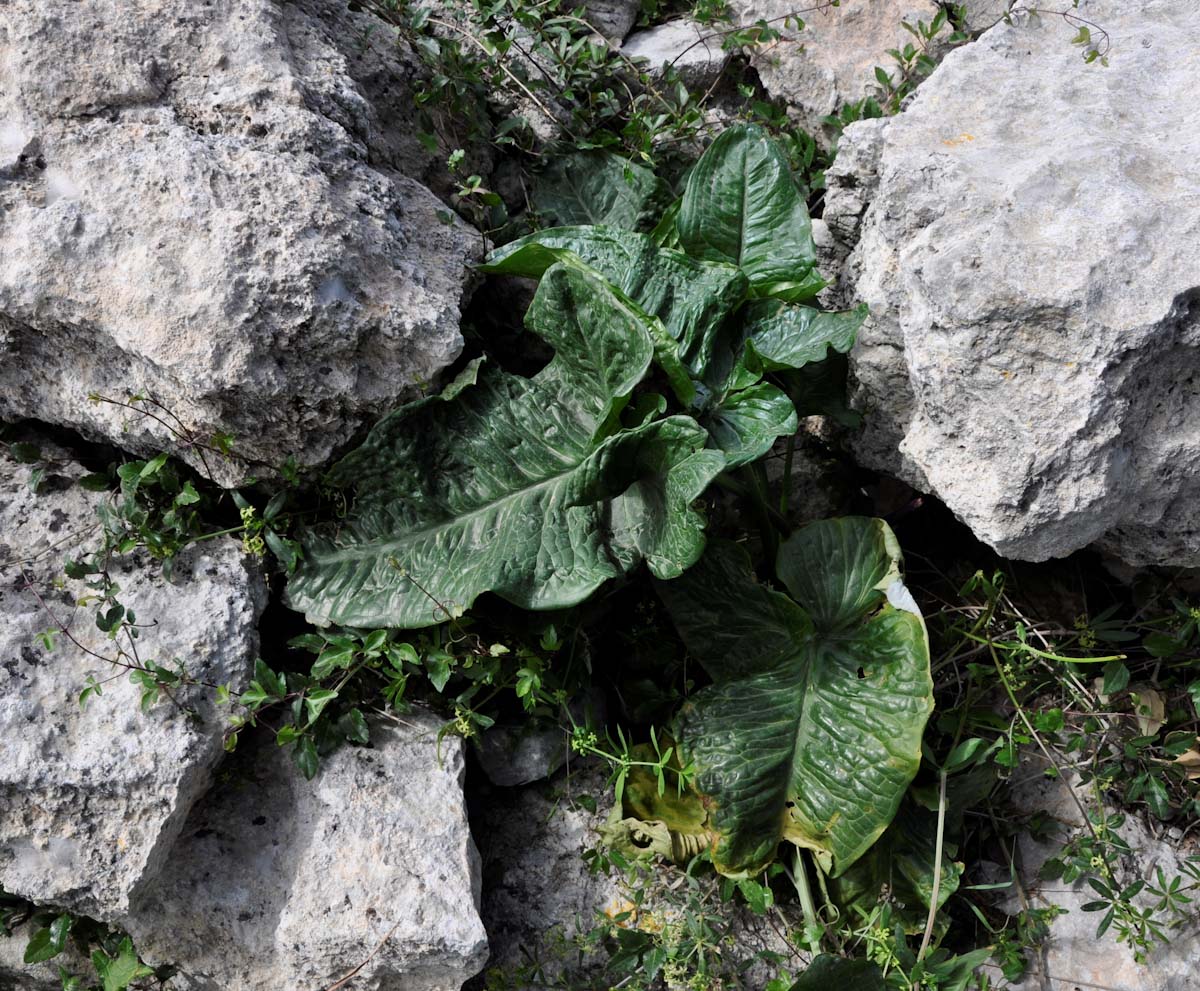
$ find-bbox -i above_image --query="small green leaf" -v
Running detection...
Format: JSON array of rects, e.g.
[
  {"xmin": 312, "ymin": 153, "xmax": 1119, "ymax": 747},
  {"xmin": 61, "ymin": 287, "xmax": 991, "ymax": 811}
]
[
  {"xmin": 1102, "ymin": 659, "xmax": 1130, "ymax": 695},
  {"xmin": 93, "ymin": 938, "xmax": 151, "ymax": 991},
  {"xmin": 337, "ymin": 708, "xmax": 371, "ymax": 745},
  {"xmin": 425, "ymin": 652, "xmax": 454, "ymax": 693},
  {"xmin": 24, "ymin": 914, "xmax": 72, "ymax": 964},
  {"xmin": 294, "ymin": 737, "xmax": 320, "ymax": 780},
  {"xmin": 304, "ymin": 688, "xmax": 338, "ymax": 723},
  {"xmin": 9, "ymin": 441, "xmax": 41, "ymax": 463}
]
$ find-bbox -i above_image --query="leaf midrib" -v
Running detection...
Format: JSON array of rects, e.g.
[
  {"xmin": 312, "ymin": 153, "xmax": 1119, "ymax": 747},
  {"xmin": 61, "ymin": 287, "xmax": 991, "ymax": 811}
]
[{"xmin": 311, "ymin": 430, "xmax": 633, "ymax": 564}]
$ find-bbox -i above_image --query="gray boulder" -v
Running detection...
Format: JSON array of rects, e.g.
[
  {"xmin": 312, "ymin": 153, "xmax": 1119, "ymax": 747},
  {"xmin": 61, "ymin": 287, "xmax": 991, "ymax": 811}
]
[
  {"xmin": 0, "ymin": 445, "xmax": 266, "ymax": 921},
  {"xmin": 0, "ymin": 0, "xmax": 480, "ymax": 486},
  {"xmin": 827, "ymin": 0, "xmax": 1200, "ymax": 565},
  {"xmin": 126, "ymin": 713, "xmax": 488, "ymax": 991},
  {"xmin": 726, "ymin": 0, "xmax": 942, "ymax": 135},
  {"xmin": 583, "ymin": 0, "xmax": 641, "ymax": 43},
  {"xmin": 622, "ymin": 18, "xmax": 729, "ymax": 89}
]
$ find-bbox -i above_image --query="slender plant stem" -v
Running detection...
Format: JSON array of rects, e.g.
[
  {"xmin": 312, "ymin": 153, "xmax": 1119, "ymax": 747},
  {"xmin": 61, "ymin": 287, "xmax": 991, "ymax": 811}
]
[
  {"xmin": 791, "ymin": 846, "xmax": 823, "ymax": 958},
  {"xmin": 917, "ymin": 769, "xmax": 948, "ymax": 962},
  {"xmin": 779, "ymin": 432, "xmax": 796, "ymax": 517}
]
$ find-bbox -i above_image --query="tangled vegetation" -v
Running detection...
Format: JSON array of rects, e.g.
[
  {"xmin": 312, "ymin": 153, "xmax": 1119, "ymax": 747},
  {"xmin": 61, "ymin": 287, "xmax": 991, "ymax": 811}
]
[{"xmin": 0, "ymin": 3, "xmax": 1189, "ymax": 991}]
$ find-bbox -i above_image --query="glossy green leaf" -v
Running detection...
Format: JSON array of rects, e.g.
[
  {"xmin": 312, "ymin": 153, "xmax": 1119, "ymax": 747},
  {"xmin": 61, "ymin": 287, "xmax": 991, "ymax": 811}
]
[
  {"xmin": 482, "ymin": 226, "xmax": 747, "ymax": 389},
  {"xmin": 700, "ymin": 381, "xmax": 798, "ymax": 469},
  {"xmin": 23, "ymin": 914, "xmax": 71, "ymax": 964},
  {"xmin": 678, "ymin": 124, "xmax": 825, "ymax": 302},
  {"xmin": 657, "ymin": 518, "xmax": 933, "ymax": 877},
  {"xmin": 739, "ymin": 300, "xmax": 866, "ymax": 372},
  {"xmin": 287, "ymin": 261, "xmax": 724, "ymax": 629},
  {"xmin": 532, "ymin": 151, "xmax": 669, "ymax": 231},
  {"xmin": 92, "ymin": 938, "xmax": 152, "ymax": 991}
]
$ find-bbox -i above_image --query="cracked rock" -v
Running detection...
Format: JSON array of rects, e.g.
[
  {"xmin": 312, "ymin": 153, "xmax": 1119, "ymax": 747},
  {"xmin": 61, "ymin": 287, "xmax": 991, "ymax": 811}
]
[
  {"xmin": 827, "ymin": 0, "xmax": 1200, "ymax": 565},
  {"xmin": 726, "ymin": 0, "xmax": 944, "ymax": 137},
  {"xmin": 0, "ymin": 442, "xmax": 266, "ymax": 921},
  {"xmin": 126, "ymin": 713, "xmax": 488, "ymax": 991},
  {"xmin": 0, "ymin": 0, "xmax": 480, "ymax": 486}
]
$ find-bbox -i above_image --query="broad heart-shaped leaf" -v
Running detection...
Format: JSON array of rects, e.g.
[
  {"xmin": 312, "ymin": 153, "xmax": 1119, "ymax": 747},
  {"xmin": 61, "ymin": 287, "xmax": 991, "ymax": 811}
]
[
  {"xmin": 481, "ymin": 226, "xmax": 747, "ymax": 392},
  {"xmin": 286, "ymin": 261, "xmax": 725, "ymax": 629},
  {"xmin": 656, "ymin": 518, "xmax": 933, "ymax": 877},
  {"xmin": 532, "ymin": 151, "xmax": 669, "ymax": 231},
  {"xmin": 678, "ymin": 124, "xmax": 825, "ymax": 303}
]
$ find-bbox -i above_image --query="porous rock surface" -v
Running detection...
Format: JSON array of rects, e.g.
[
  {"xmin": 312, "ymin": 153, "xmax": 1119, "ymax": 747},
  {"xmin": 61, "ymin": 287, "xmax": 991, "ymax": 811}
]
[
  {"xmin": 622, "ymin": 18, "xmax": 729, "ymax": 88},
  {"xmin": 0, "ymin": 0, "xmax": 480, "ymax": 486},
  {"xmin": 0, "ymin": 444, "xmax": 266, "ymax": 921},
  {"xmin": 583, "ymin": 0, "xmax": 641, "ymax": 43},
  {"xmin": 994, "ymin": 759, "xmax": 1199, "ymax": 991},
  {"xmin": 727, "ymin": 0, "xmax": 941, "ymax": 135},
  {"xmin": 826, "ymin": 0, "xmax": 1200, "ymax": 565},
  {"xmin": 127, "ymin": 713, "xmax": 488, "ymax": 991}
]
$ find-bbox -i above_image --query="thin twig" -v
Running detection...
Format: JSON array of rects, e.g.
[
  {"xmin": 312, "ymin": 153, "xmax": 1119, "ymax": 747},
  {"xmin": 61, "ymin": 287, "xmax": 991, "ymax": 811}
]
[{"xmin": 323, "ymin": 919, "xmax": 403, "ymax": 991}]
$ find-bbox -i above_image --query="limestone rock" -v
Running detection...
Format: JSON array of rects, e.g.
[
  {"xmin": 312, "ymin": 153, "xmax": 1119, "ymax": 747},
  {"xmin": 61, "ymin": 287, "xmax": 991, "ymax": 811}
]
[
  {"xmin": 0, "ymin": 0, "xmax": 480, "ymax": 486},
  {"xmin": 0, "ymin": 446, "xmax": 266, "ymax": 921},
  {"xmin": 727, "ymin": 0, "xmax": 942, "ymax": 135},
  {"xmin": 584, "ymin": 0, "xmax": 641, "ymax": 43},
  {"xmin": 622, "ymin": 18, "xmax": 729, "ymax": 88},
  {"xmin": 956, "ymin": 0, "xmax": 1012, "ymax": 34},
  {"xmin": 828, "ymin": 0, "xmax": 1200, "ymax": 565},
  {"xmin": 126, "ymin": 713, "xmax": 488, "ymax": 991},
  {"xmin": 997, "ymin": 760, "xmax": 1199, "ymax": 991}
]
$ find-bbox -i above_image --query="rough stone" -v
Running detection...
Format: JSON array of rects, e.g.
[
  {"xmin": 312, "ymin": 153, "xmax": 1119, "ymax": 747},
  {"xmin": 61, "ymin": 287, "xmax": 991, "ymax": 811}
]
[
  {"xmin": 126, "ymin": 712, "xmax": 488, "ymax": 991},
  {"xmin": 993, "ymin": 758, "xmax": 1200, "ymax": 991},
  {"xmin": 957, "ymin": 0, "xmax": 1012, "ymax": 33},
  {"xmin": 727, "ymin": 0, "xmax": 942, "ymax": 136},
  {"xmin": 0, "ymin": 444, "xmax": 265, "ymax": 921},
  {"xmin": 622, "ymin": 18, "xmax": 729, "ymax": 89},
  {"xmin": 0, "ymin": 0, "xmax": 480, "ymax": 486},
  {"xmin": 827, "ymin": 0, "xmax": 1200, "ymax": 565},
  {"xmin": 583, "ymin": 0, "xmax": 641, "ymax": 43},
  {"xmin": 474, "ymin": 723, "xmax": 570, "ymax": 788}
]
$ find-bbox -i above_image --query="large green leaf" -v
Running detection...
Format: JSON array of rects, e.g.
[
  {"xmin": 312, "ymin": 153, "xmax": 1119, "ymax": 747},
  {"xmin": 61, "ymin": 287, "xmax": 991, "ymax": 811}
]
[
  {"xmin": 657, "ymin": 518, "xmax": 933, "ymax": 877},
  {"xmin": 678, "ymin": 124, "xmax": 825, "ymax": 302},
  {"xmin": 286, "ymin": 261, "xmax": 724, "ymax": 628},
  {"xmin": 739, "ymin": 300, "xmax": 866, "ymax": 372},
  {"xmin": 532, "ymin": 151, "xmax": 669, "ymax": 231},
  {"xmin": 698, "ymin": 381, "xmax": 797, "ymax": 470},
  {"xmin": 481, "ymin": 226, "xmax": 747, "ymax": 390}
]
